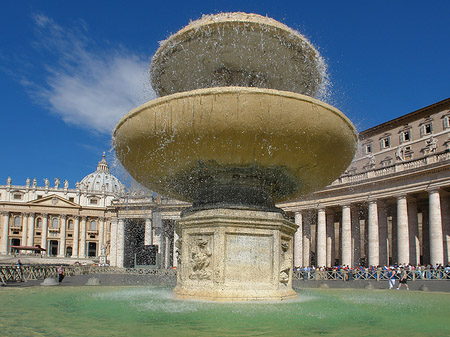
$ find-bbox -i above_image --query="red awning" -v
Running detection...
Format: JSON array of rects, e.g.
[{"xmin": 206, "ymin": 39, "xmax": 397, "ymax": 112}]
[{"xmin": 10, "ymin": 245, "xmax": 47, "ymax": 252}]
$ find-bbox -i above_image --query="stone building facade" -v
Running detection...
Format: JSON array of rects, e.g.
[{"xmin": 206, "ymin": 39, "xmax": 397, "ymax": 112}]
[
  {"xmin": 281, "ymin": 98, "xmax": 450, "ymax": 268},
  {"xmin": 0, "ymin": 154, "xmax": 124, "ymax": 260},
  {"xmin": 1, "ymin": 98, "xmax": 449, "ymax": 269}
]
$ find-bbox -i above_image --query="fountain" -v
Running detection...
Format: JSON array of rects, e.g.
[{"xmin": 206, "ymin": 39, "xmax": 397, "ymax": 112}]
[{"xmin": 113, "ymin": 12, "xmax": 357, "ymax": 301}]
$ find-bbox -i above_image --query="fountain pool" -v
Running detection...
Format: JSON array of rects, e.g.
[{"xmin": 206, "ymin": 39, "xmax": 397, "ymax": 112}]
[{"xmin": 1, "ymin": 286, "xmax": 449, "ymax": 336}]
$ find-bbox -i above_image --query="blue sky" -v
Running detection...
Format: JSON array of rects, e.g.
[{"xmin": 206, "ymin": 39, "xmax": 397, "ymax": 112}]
[{"xmin": 1, "ymin": 0, "xmax": 449, "ymax": 189}]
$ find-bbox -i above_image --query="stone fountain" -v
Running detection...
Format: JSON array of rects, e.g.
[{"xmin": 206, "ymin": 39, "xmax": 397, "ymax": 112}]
[{"xmin": 113, "ymin": 12, "xmax": 357, "ymax": 301}]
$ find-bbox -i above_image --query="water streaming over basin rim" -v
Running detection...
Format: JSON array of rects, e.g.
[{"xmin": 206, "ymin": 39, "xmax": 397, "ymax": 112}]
[
  {"xmin": 113, "ymin": 87, "xmax": 357, "ymax": 204},
  {"xmin": 1, "ymin": 286, "xmax": 449, "ymax": 336}
]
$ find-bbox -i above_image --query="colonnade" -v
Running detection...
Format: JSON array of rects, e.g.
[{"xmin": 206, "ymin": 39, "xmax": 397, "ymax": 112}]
[
  {"xmin": 109, "ymin": 215, "xmax": 179, "ymax": 268},
  {"xmin": 293, "ymin": 189, "xmax": 449, "ymax": 268}
]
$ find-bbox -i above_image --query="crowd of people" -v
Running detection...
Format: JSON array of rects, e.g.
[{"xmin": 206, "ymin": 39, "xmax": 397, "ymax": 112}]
[{"xmin": 294, "ymin": 262, "xmax": 450, "ymax": 283}]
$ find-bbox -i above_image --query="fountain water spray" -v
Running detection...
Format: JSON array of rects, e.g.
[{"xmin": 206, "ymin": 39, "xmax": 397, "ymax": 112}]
[{"xmin": 113, "ymin": 12, "xmax": 357, "ymax": 301}]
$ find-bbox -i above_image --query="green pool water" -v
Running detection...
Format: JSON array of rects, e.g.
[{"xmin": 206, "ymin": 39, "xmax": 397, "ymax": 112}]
[{"xmin": 0, "ymin": 286, "xmax": 448, "ymax": 336}]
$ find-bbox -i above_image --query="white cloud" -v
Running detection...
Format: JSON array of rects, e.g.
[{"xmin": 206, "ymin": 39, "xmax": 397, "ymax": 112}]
[{"xmin": 29, "ymin": 14, "xmax": 154, "ymax": 133}]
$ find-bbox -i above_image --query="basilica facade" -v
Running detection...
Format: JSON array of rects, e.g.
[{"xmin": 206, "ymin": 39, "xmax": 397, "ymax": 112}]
[{"xmin": 1, "ymin": 98, "xmax": 449, "ymax": 268}]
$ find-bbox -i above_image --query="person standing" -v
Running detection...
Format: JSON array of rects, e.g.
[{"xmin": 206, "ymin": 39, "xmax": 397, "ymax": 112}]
[
  {"xmin": 388, "ymin": 267, "xmax": 396, "ymax": 289},
  {"xmin": 57, "ymin": 266, "xmax": 65, "ymax": 283},
  {"xmin": 397, "ymin": 267, "xmax": 409, "ymax": 290}
]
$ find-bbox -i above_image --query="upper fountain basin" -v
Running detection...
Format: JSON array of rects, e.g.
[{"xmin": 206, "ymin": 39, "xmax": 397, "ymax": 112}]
[
  {"xmin": 151, "ymin": 12, "xmax": 324, "ymax": 98},
  {"xmin": 113, "ymin": 87, "xmax": 357, "ymax": 204}
]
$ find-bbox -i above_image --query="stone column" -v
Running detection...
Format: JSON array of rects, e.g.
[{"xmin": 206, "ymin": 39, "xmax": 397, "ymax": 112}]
[
  {"xmin": 368, "ymin": 200, "xmax": 380, "ymax": 267},
  {"xmin": 1, "ymin": 211, "xmax": 10, "ymax": 254},
  {"xmin": 144, "ymin": 218, "xmax": 153, "ymax": 246},
  {"xmin": 326, "ymin": 212, "xmax": 335, "ymax": 267},
  {"xmin": 98, "ymin": 217, "xmax": 105, "ymax": 254},
  {"xmin": 429, "ymin": 189, "xmax": 444, "ymax": 265},
  {"xmin": 303, "ymin": 212, "xmax": 311, "ymax": 267},
  {"xmin": 378, "ymin": 204, "xmax": 388, "ymax": 265},
  {"xmin": 27, "ymin": 213, "xmax": 35, "ymax": 247},
  {"xmin": 153, "ymin": 227, "xmax": 162, "ymax": 254},
  {"xmin": 341, "ymin": 205, "xmax": 352, "ymax": 267},
  {"xmin": 41, "ymin": 214, "xmax": 48, "ymax": 255},
  {"xmin": 21, "ymin": 213, "xmax": 29, "ymax": 249},
  {"xmin": 109, "ymin": 218, "xmax": 118, "ymax": 266},
  {"xmin": 165, "ymin": 236, "xmax": 170, "ymax": 269},
  {"xmin": 72, "ymin": 216, "xmax": 80, "ymax": 258},
  {"xmin": 441, "ymin": 196, "xmax": 450, "ymax": 263},
  {"xmin": 79, "ymin": 217, "xmax": 87, "ymax": 258},
  {"xmin": 294, "ymin": 212, "xmax": 303, "ymax": 267},
  {"xmin": 173, "ymin": 230, "xmax": 179, "ymax": 268},
  {"xmin": 397, "ymin": 195, "xmax": 409, "ymax": 265},
  {"xmin": 316, "ymin": 208, "xmax": 326, "ymax": 267},
  {"xmin": 351, "ymin": 207, "xmax": 360, "ymax": 267},
  {"xmin": 407, "ymin": 198, "xmax": 419, "ymax": 266},
  {"xmin": 58, "ymin": 215, "xmax": 67, "ymax": 257},
  {"xmin": 116, "ymin": 218, "xmax": 125, "ymax": 267}
]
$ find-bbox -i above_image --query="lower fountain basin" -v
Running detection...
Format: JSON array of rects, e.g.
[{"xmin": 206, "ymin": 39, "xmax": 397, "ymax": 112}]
[{"xmin": 113, "ymin": 87, "xmax": 357, "ymax": 206}]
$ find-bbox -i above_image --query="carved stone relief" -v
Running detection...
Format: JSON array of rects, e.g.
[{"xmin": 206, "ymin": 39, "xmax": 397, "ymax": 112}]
[
  {"xmin": 279, "ymin": 239, "xmax": 291, "ymax": 285},
  {"xmin": 189, "ymin": 235, "xmax": 212, "ymax": 280}
]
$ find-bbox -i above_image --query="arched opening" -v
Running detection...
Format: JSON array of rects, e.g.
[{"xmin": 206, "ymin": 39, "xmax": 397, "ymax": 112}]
[{"xmin": 66, "ymin": 246, "xmax": 72, "ymax": 257}]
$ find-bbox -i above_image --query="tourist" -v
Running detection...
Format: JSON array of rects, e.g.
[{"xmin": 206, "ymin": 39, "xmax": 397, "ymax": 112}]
[
  {"xmin": 397, "ymin": 267, "xmax": 409, "ymax": 290},
  {"xmin": 16, "ymin": 259, "xmax": 24, "ymax": 282},
  {"xmin": 58, "ymin": 266, "xmax": 65, "ymax": 283},
  {"xmin": 388, "ymin": 267, "xmax": 396, "ymax": 289}
]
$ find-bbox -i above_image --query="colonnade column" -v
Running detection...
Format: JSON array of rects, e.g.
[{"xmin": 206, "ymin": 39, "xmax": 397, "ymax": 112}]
[
  {"xmin": 41, "ymin": 214, "xmax": 48, "ymax": 255},
  {"xmin": 144, "ymin": 218, "xmax": 153, "ymax": 246},
  {"xmin": 294, "ymin": 212, "xmax": 303, "ymax": 267},
  {"xmin": 27, "ymin": 213, "xmax": 35, "ymax": 247},
  {"xmin": 303, "ymin": 213, "xmax": 311, "ymax": 267},
  {"xmin": 316, "ymin": 208, "xmax": 326, "ymax": 267},
  {"xmin": 341, "ymin": 205, "xmax": 352, "ymax": 266},
  {"xmin": 58, "ymin": 215, "xmax": 67, "ymax": 257},
  {"xmin": 351, "ymin": 207, "xmax": 360, "ymax": 267},
  {"xmin": 1, "ymin": 211, "xmax": 10, "ymax": 254},
  {"xmin": 407, "ymin": 198, "xmax": 419, "ymax": 265},
  {"xmin": 71, "ymin": 216, "xmax": 80, "ymax": 258},
  {"xmin": 21, "ymin": 213, "xmax": 29, "ymax": 249},
  {"xmin": 98, "ymin": 217, "xmax": 105, "ymax": 254},
  {"xmin": 109, "ymin": 218, "xmax": 118, "ymax": 266},
  {"xmin": 116, "ymin": 218, "xmax": 125, "ymax": 267},
  {"xmin": 368, "ymin": 200, "xmax": 379, "ymax": 267},
  {"xmin": 173, "ymin": 230, "xmax": 179, "ymax": 268},
  {"xmin": 79, "ymin": 217, "xmax": 87, "ymax": 258},
  {"xmin": 429, "ymin": 189, "xmax": 444, "ymax": 265},
  {"xmin": 378, "ymin": 204, "xmax": 388, "ymax": 265},
  {"xmin": 397, "ymin": 195, "xmax": 409, "ymax": 264},
  {"xmin": 326, "ymin": 212, "xmax": 335, "ymax": 267}
]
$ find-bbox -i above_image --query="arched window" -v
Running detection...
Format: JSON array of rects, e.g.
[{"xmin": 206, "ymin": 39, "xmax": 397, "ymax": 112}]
[
  {"xmin": 52, "ymin": 218, "xmax": 59, "ymax": 229},
  {"xmin": 68, "ymin": 219, "xmax": 74, "ymax": 230},
  {"xmin": 90, "ymin": 220, "xmax": 97, "ymax": 231},
  {"xmin": 36, "ymin": 218, "xmax": 42, "ymax": 228}
]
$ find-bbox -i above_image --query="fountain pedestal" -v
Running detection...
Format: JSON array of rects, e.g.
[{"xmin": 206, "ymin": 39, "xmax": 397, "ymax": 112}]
[{"xmin": 174, "ymin": 208, "xmax": 298, "ymax": 301}]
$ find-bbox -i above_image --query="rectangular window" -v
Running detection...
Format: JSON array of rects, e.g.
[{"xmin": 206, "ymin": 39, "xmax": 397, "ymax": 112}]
[
  {"xmin": 365, "ymin": 144, "xmax": 372, "ymax": 154},
  {"xmin": 90, "ymin": 199, "xmax": 98, "ymax": 205},
  {"xmin": 443, "ymin": 116, "xmax": 449, "ymax": 129},
  {"xmin": 13, "ymin": 194, "xmax": 22, "ymax": 200},
  {"xmin": 37, "ymin": 195, "xmax": 42, "ymax": 199},
  {"xmin": 69, "ymin": 197, "xmax": 75, "ymax": 202},
  {"xmin": 67, "ymin": 234, "xmax": 72, "ymax": 238},
  {"xmin": 381, "ymin": 137, "xmax": 390, "ymax": 149},
  {"xmin": 421, "ymin": 122, "xmax": 433, "ymax": 136},
  {"xmin": 401, "ymin": 130, "xmax": 411, "ymax": 142}
]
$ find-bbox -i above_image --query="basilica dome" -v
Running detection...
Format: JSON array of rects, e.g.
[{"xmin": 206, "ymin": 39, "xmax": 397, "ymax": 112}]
[{"xmin": 79, "ymin": 154, "xmax": 124, "ymax": 194}]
